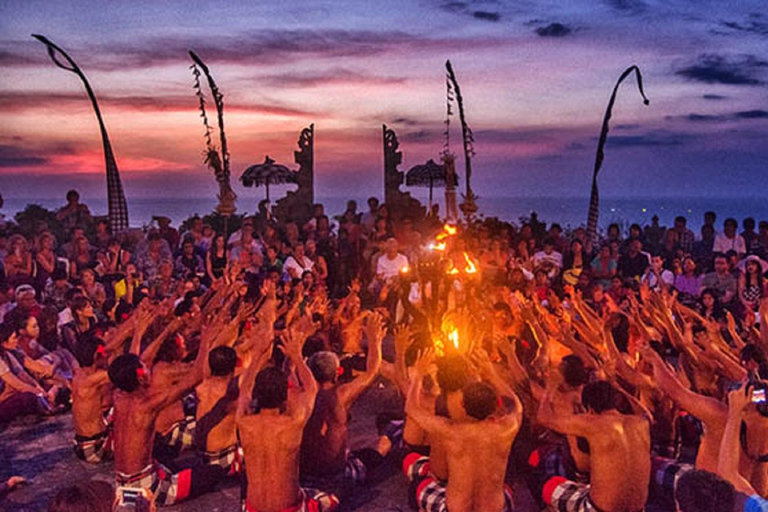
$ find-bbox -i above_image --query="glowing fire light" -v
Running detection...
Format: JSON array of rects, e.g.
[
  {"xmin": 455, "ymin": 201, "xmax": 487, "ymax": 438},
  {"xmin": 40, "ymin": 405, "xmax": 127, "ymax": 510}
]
[
  {"xmin": 400, "ymin": 266, "xmax": 410, "ymax": 274},
  {"xmin": 463, "ymin": 252, "xmax": 477, "ymax": 274},
  {"xmin": 448, "ymin": 329, "xmax": 459, "ymax": 350},
  {"xmin": 429, "ymin": 242, "xmax": 447, "ymax": 251}
]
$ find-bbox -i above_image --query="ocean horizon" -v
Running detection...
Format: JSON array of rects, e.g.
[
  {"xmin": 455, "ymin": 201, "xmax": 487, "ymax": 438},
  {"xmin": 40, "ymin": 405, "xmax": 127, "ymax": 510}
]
[{"xmin": 3, "ymin": 195, "xmax": 767, "ymax": 234}]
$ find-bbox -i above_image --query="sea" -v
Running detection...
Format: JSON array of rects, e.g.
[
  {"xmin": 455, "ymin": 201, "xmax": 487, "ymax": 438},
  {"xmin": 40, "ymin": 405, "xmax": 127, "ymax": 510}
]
[{"xmin": 3, "ymin": 195, "xmax": 767, "ymax": 234}]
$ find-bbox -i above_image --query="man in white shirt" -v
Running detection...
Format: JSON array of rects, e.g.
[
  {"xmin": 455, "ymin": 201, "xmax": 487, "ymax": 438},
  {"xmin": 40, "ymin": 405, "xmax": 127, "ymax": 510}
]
[
  {"xmin": 376, "ymin": 238, "xmax": 409, "ymax": 282},
  {"xmin": 531, "ymin": 238, "xmax": 562, "ymax": 279},
  {"xmin": 283, "ymin": 242, "xmax": 314, "ymax": 279},
  {"xmin": 713, "ymin": 218, "xmax": 746, "ymax": 257},
  {"xmin": 641, "ymin": 254, "xmax": 674, "ymax": 291}
]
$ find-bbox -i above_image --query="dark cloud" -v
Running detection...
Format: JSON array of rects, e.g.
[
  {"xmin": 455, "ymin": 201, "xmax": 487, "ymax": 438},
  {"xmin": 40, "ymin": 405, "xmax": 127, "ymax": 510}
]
[
  {"xmin": 392, "ymin": 117, "xmax": 422, "ymax": 126},
  {"xmin": 473, "ymin": 11, "xmax": 501, "ymax": 22},
  {"xmin": 261, "ymin": 68, "xmax": 406, "ymax": 88},
  {"xmin": 735, "ymin": 109, "xmax": 768, "ymax": 119},
  {"xmin": 613, "ymin": 124, "xmax": 640, "ymax": 130},
  {"xmin": 0, "ymin": 145, "xmax": 49, "ymax": 167},
  {"xmin": 401, "ymin": 130, "xmax": 433, "ymax": 143},
  {"xmin": 605, "ymin": 0, "xmax": 647, "ymax": 14},
  {"xmin": 718, "ymin": 15, "xmax": 768, "ymax": 37},
  {"xmin": 686, "ymin": 113, "xmax": 726, "ymax": 122},
  {"xmin": 604, "ymin": 132, "xmax": 688, "ymax": 148},
  {"xmin": 535, "ymin": 23, "xmax": 572, "ymax": 37},
  {"xmin": 702, "ymin": 94, "xmax": 727, "ymax": 100},
  {"xmin": 675, "ymin": 54, "xmax": 767, "ymax": 85},
  {"xmin": 1, "ymin": 29, "xmax": 509, "ymax": 73},
  {"xmin": 440, "ymin": 1, "xmax": 468, "ymax": 13},
  {"xmin": 0, "ymin": 91, "xmax": 320, "ymax": 117}
]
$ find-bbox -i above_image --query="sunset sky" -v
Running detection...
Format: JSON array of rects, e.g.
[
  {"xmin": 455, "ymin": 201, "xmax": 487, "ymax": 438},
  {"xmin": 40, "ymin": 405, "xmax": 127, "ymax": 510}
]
[{"xmin": 1, "ymin": 0, "xmax": 767, "ymax": 207}]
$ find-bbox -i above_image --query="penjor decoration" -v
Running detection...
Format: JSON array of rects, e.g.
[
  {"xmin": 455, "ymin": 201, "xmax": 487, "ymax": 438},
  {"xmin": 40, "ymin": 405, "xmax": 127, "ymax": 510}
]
[
  {"xmin": 189, "ymin": 50, "xmax": 237, "ymax": 226},
  {"xmin": 445, "ymin": 60, "xmax": 477, "ymax": 220},
  {"xmin": 32, "ymin": 34, "xmax": 129, "ymax": 233},
  {"xmin": 586, "ymin": 66, "xmax": 650, "ymax": 245}
]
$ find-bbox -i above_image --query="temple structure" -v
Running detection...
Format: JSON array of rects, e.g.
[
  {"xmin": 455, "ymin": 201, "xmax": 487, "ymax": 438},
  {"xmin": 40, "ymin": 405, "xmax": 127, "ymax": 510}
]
[
  {"xmin": 382, "ymin": 124, "xmax": 424, "ymax": 221},
  {"xmin": 274, "ymin": 124, "xmax": 314, "ymax": 225}
]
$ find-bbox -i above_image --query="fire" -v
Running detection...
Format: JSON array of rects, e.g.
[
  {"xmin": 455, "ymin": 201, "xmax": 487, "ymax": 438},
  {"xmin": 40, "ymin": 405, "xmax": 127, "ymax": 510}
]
[
  {"xmin": 443, "ymin": 224, "xmax": 458, "ymax": 236},
  {"xmin": 446, "ymin": 260, "xmax": 460, "ymax": 275},
  {"xmin": 463, "ymin": 252, "xmax": 477, "ymax": 274},
  {"xmin": 448, "ymin": 328, "xmax": 459, "ymax": 350},
  {"xmin": 400, "ymin": 266, "xmax": 410, "ymax": 274}
]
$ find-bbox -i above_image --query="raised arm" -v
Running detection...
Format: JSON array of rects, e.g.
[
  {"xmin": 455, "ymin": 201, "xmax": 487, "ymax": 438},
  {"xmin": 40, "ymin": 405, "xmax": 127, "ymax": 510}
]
[
  {"xmin": 640, "ymin": 346, "xmax": 726, "ymax": 424},
  {"xmin": 470, "ymin": 348, "xmax": 522, "ymax": 420},
  {"xmin": 281, "ymin": 320, "xmax": 318, "ymax": 423},
  {"xmin": 392, "ymin": 324, "xmax": 413, "ymax": 395},
  {"xmin": 338, "ymin": 311, "xmax": 385, "ymax": 409},
  {"xmin": 140, "ymin": 317, "xmax": 183, "ymax": 366},
  {"xmin": 404, "ymin": 349, "xmax": 451, "ymax": 437},
  {"xmin": 536, "ymin": 371, "xmax": 594, "ymax": 437},
  {"xmin": 718, "ymin": 385, "xmax": 757, "ymax": 495}
]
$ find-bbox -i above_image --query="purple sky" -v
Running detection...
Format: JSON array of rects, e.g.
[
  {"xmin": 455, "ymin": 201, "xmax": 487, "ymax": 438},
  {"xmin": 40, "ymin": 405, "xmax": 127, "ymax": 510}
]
[{"xmin": 1, "ymin": 0, "xmax": 767, "ymax": 206}]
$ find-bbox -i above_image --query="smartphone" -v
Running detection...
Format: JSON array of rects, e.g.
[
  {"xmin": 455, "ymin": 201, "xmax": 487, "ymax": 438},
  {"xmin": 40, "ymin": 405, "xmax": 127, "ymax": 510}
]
[
  {"xmin": 752, "ymin": 388, "xmax": 767, "ymax": 404},
  {"xmin": 116, "ymin": 487, "xmax": 142, "ymax": 506}
]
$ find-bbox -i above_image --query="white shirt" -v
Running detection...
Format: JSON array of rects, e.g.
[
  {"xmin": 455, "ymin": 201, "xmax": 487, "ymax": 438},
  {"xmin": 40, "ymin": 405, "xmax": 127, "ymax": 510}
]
[
  {"xmin": 641, "ymin": 268, "xmax": 674, "ymax": 290},
  {"xmin": 377, "ymin": 253, "xmax": 409, "ymax": 280},
  {"xmin": 531, "ymin": 250, "xmax": 563, "ymax": 277},
  {"xmin": 713, "ymin": 233, "xmax": 746, "ymax": 255},
  {"xmin": 283, "ymin": 255, "xmax": 314, "ymax": 278}
]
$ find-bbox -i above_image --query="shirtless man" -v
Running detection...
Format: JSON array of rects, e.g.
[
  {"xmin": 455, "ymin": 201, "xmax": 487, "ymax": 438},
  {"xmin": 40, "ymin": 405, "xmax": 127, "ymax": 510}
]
[
  {"xmin": 237, "ymin": 320, "xmax": 339, "ymax": 512},
  {"xmin": 72, "ymin": 342, "xmax": 112, "ymax": 463},
  {"xmin": 107, "ymin": 315, "xmax": 221, "ymax": 506},
  {"xmin": 300, "ymin": 312, "xmax": 386, "ymax": 482},
  {"xmin": 404, "ymin": 349, "xmax": 522, "ymax": 512},
  {"xmin": 194, "ymin": 346, "xmax": 241, "ymax": 475},
  {"xmin": 537, "ymin": 378, "xmax": 650, "ymax": 512}
]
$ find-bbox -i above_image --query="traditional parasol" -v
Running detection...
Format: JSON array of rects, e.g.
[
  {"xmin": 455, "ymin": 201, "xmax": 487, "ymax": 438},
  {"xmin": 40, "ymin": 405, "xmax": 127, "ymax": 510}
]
[
  {"xmin": 240, "ymin": 156, "xmax": 297, "ymax": 218},
  {"xmin": 405, "ymin": 159, "xmax": 457, "ymax": 208}
]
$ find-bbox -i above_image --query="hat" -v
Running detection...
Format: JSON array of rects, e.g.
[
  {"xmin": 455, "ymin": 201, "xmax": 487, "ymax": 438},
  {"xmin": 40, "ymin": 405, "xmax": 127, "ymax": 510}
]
[{"xmin": 739, "ymin": 255, "xmax": 768, "ymax": 274}]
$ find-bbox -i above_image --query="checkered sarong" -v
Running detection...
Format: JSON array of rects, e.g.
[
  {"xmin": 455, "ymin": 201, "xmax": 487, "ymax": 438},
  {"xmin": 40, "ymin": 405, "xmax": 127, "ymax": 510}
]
[
  {"xmin": 542, "ymin": 476, "xmax": 641, "ymax": 512},
  {"xmin": 203, "ymin": 444, "xmax": 243, "ymax": 475},
  {"xmin": 116, "ymin": 462, "xmax": 192, "ymax": 507},
  {"xmin": 159, "ymin": 416, "xmax": 196, "ymax": 453},
  {"xmin": 403, "ymin": 452, "xmax": 514, "ymax": 512},
  {"xmin": 74, "ymin": 430, "xmax": 112, "ymax": 464},
  {"xmin": 73, "ymin": 407, "xmax": 114, "ymax": 463},
  {"xmin": 243, "ymin": 487, "xmax": 339, "ymax": 512}
]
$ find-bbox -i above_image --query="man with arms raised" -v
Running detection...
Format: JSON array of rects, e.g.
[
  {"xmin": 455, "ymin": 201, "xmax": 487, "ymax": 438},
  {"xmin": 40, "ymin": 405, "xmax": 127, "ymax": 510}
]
[
  {"xmin": 404, "ymin": 349, "xmax": 522, "ymax": 512},
  {"xmin": 237, "ymin": 317, "xmax": 338, "ymax": 512},
  {"xmin": 300, "ymin": 311, "xmax": 388, "ymax": 483},
  {"xmin": 537, "ymin": 378, "xmax": 650, "ymax": 512},
  {"xmin": 107, "ymin": 312, "xmax": 223, "ymax": 506}
]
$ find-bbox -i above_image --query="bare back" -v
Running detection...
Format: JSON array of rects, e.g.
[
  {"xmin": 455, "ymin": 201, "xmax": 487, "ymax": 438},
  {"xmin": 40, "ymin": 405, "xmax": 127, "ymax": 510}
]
[
  {"xmin": 112, "ymin": 391, "xmax": 156, "ymax": 474},
  {"xmin": 238, "ymin": 411, "xmax": 305, "ymax": 512},
  {"xmin": 196, "ymin": 377, "xmax": 237, "ymax": 452},
  {"xmin": 152, "ymin": 362, "xmax": 187, "ymax": 434},
  {"xmin": 72, "ymin": 369, "xmax": 109, "ymax": 437},
  {"xmin": 584, "ymin": 413, "xmax": 650, "ymax": 512},
  {"xmin": 440, "ymin": 417, "xmax": 519, "ymax": 512}
]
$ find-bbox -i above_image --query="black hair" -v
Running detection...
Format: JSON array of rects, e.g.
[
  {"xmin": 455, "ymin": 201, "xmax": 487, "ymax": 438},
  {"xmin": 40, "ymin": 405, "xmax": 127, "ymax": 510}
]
[
  {"xmin": 77, "ymin": 340, "xmax": 105, "ymax": 369},
  {"xmin": 436, "ymin": 355, "xmax": 470, "ymax": 393},
  {"xmin": 741, "ymin": 344, "xmax": 767, "ymax": 365},
  {"xmin": 108, "ymin": 354, "xmax": 143, "ymax": 392},
  {"xmin": 581, "ymin": 381, "xmax": 617, "ymax": 414},
  {"xmin": 724, "ymin": 217, "xmax": 737, "ymax": 229},
  {"xmin": 155, "ymin": 336, "xmax": 183, "ymax": 364},
  {"xmin": 252, "ymin": 366, "xmax": 288, "ymax": 410},
  {"xmin": 675, "ymin": 470, "xmax": 735, "ymax": 512},
  {"xmin": 208, "ymin": 346, "xmax": 237, "ymax": 376},
  {"xmin": 174, "ymin": 299, "xmax": 194, "ymax": 317},
  {"xmin": 461, "ymin": 381, "xmax": 498, "ymax": 421},
  {"xmin": 561, "ymin": 355, "xmax": 588, "ymax": 388}
]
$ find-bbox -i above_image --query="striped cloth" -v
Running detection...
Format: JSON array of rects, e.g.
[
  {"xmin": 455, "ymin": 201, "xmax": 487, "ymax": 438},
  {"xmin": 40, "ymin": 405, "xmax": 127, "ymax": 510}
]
[
  {"xmin": 243, "ymin": 488, "xmax": 339, "ymax": 512},
  {"xmin": 103, "ymin": 135, "xmax": 129, "ymax": 233},
  {"xmin": 116, "ymin": 462, "xmax": 192, "ymax": 507}
]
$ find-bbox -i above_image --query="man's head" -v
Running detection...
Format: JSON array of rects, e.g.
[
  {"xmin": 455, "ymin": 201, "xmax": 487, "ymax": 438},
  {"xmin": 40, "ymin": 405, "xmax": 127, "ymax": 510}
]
[
  {"xmin": 385, "ymin": 237, "xmax": 399, "ymax": 257},
  {"xmin": 66, "ymin": 189, "xmax": 80, "ymax": 204},
  {"xmin": 675, "ymin": 470, "xmax": 734, "ymax": 512},
  {"xmin": 704, "ymin": 211, "xmax": 716, "ymax": 226},
  {"xmin": 14, "ymin": 284, "xmax": 37, "ymax": 311},
  {"xmin": 293, "ymin": 242, "xmax": 305, "ymax": 259},
  {"xmin": 367, "ymin": 197, "xmax": 379, "ymax": 212},
  {"xmin": 629, "ymin": 239, "xmax": 642, "ymax": 254},
  {"xmin": 436, "ymin": 355, "xmax": 470, "ymax": 393},
  {"xmin": 674, "ymin": 216, "xmax": 687, "ymax": 230},
  {"xmin": 253, "ymin": 366, "xmax": 288, "ymax": 410},
  {"xmin": 651, "ymin": 254, "xmax": 664, "ymax": 271},
  {"xmin": 713, "ymin": 253, "xmax": 729, "ymax": 274},
  {"xmin": 308, "ymin": 351, "xmax": 340, "ymax": 384},
  {"xmin": 108, "ymin": 354, "xmax": 148, "ymax": 393},
  {"xmin": 581, "ymin": 381, "xmax": 617, "ymax": 414},
  {"xmin": 560, "ymin": 355, "xmax": 588, "ymax": 389},
  {"xmin": 461, "ymin": 381, "xmax": 498, "ymax": 421},
  {"xmin": 208, "ymin": 346, "xmax": 237, "ymax": 376},
  {"xmin": 744, "ymin": 217, "xmax": 756, "ymax": 231},
  {"xmin": 723, "ymin": 217, "xmax": 737, "ymax": 236}
]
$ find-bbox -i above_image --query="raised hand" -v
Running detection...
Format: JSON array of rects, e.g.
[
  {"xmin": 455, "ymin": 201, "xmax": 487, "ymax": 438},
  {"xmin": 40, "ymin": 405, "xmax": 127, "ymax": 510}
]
[
  {"xmin": 393, "ymin": 324, "xmax": 413, "ymax": 355},
  {"xmin": 365, "ymin": 311, "xmax": 386, "ymax": 347},
  {"xmin": 414, "ymin": 348, "xmax": 435, "ymax": 376}
]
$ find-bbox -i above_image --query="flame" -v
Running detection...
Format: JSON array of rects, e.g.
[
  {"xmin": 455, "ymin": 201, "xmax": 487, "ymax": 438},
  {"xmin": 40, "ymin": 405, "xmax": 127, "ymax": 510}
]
[
  {"xmin": 400, "ymin": 266, "xmax": 410, "ymax": 274},
  {"xmin": 446, "ymin": 260, "xmax": 460, "ymax": 275},
  {"xmin": 448, "ymin": 328, "xmax": 459, "ymax": 350},
  {"xmin": 430, "ymin": 241, "xmax": 447, "ymax": 251},
  {"xmin": 443, "ymin": 224, "xmax": 458, "ymax": 236},
  {"xmin": 463, "ymin": 252, "xmax": 477, "ymax": 274}
]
